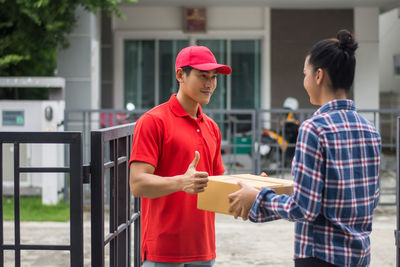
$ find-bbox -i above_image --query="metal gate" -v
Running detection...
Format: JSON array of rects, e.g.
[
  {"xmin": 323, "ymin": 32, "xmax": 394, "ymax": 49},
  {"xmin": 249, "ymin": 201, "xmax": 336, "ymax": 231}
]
[
  {"xmin": 0, "ymin": 132, "xmax": 84, "ymax": 267},
  {"xmin": 90, "ymin": 123, "xmax": 141, "ymax": 267},
  {"xmin": 0, "ymin": 123, "xmax": 141, "ymax": 266}
]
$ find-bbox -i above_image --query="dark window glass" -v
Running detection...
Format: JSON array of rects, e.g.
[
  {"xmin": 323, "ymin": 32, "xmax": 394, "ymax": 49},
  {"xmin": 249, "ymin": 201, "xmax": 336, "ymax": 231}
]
[
  {"xmin": 159, "ymin": 40, "xmax": 189, "ymax": 104},
  {"xmin": 124, "ymin": 40, "xmax": 155, "ymax": 109},
  {"xmin": 231, "ymin": 40, "xmax": 261, "ymax": 109},
  {"xmin": 196, "ymin": 40, "xmax": 228, "ymax": 110}
]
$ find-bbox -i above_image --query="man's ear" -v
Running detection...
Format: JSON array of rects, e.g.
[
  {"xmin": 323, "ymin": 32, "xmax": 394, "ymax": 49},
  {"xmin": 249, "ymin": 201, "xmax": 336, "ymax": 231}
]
[{"xmin": 176, "ymin": 69, "xmax": 184, "ymax": 83}]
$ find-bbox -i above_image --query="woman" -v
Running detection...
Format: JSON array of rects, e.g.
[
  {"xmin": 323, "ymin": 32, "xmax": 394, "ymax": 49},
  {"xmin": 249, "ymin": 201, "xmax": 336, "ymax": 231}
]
[{"xmin": 228, "ymin": 30, "xmax": 381, "ymax": 267}]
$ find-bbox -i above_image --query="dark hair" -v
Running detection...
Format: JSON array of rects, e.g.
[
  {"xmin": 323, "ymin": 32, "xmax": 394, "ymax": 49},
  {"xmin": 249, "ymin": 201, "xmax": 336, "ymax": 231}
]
[
  {"xmin": 176, "ymin": 66, "xmax": 194, "ymax": 88},
  {"xmin": 307, "ymin": 29, "xmax": 358, "ymax": 92},
  {"xmin": 181, "ymin": 66, "xmax": 194, "ymax": 76}
]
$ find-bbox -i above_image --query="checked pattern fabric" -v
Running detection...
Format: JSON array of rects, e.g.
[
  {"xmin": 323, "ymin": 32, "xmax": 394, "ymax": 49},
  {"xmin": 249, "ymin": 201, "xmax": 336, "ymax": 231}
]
[{"xmin": 249, "ymin": 99, "xmax": 381, "ymax": 267}]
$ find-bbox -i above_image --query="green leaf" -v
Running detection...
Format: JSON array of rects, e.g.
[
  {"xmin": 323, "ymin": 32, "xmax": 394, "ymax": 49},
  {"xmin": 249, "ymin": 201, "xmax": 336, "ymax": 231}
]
[
  {"xmin": 0, "ymin": 54, "xmax": 29, "ymax": 68},
  {"xmin": 0, "ymin": 0, "xmax": 137, "ymax": 79},
  {"xmin": 20, "ymin": 7, "xmax": 42, "ymax": 25}
]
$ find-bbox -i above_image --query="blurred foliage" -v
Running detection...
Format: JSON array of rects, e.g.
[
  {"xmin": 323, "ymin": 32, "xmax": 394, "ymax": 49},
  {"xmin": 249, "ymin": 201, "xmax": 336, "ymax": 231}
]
[{"xmin": 0, "ymin": 0, "xmax": 137, "ymax": 79}]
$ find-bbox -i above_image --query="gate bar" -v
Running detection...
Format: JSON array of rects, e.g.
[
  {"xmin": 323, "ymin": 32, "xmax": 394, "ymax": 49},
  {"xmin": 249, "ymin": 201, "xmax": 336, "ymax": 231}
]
[
  {"xmin": 14, "ymin": 144, "xmax": 21, "ymax": 267},
  {"xmin": 396, "ymin": 117, "xmax": 400, "ymax": 267}
]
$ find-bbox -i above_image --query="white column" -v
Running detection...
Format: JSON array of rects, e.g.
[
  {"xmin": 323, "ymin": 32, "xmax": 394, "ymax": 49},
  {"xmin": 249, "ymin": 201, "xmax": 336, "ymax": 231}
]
[
  {"xmin": 354, "ymin": 7, "xmax": 379, "ymax": 114},
  {"xmin": 91, "ymin": 11, "xmax": 101, "ymax": 110},
  {"xmin": 57, "ymin": 6, "xmax": 100, "ymax": 110},
  {"xmin": 41, "ymin": 101, "xmax": 65, "ymax": 205},
  {"xmin": 261, "ymin": 7, "xmax": 271, "ymax": 128}
]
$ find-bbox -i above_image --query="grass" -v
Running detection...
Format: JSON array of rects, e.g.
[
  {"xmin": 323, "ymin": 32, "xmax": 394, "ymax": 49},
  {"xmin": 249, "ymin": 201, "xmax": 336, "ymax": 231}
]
[{"xmin": 2, "ymin": 196, "xmax": 70, "ymax": 222}]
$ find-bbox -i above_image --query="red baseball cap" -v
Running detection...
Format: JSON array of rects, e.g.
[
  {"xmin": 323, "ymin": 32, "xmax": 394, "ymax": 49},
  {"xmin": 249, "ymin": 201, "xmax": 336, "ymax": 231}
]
[{"xmin": 175, "ymin": 45, "xmax": 232, "ymax": 75}]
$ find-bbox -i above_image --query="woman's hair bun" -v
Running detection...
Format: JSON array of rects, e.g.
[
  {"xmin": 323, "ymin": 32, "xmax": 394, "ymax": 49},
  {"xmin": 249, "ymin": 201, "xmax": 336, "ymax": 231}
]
[{"xmin": 337, "ymin": 29, "xmax": 358, "ymax": 54}]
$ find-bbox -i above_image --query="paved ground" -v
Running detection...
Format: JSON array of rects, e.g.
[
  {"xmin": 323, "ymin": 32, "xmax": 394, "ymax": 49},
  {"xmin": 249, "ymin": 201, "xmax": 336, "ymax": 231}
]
[
  {"xmin": 214, "ymin": 205, "xmax": 396, "ymax": 267},
  {"xmin": 3, "ymin": 205, "xmax": 397, "ymax": 267},
  {"xmin": 3, "ymin": 154, "xmax": 397, "ymax": 266}
]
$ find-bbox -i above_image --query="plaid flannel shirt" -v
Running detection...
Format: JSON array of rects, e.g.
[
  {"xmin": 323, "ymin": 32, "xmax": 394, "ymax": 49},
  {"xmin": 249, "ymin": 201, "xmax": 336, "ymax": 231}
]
[{"xmin": 249, "ymin": 100, "xmax": 381, "ymax": 267}]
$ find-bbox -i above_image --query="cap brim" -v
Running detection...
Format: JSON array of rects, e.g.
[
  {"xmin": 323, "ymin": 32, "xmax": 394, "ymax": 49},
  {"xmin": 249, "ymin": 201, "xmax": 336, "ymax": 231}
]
[{"xmin": 190, "ymin": 63, "xmax": 232, "ymax": 75}]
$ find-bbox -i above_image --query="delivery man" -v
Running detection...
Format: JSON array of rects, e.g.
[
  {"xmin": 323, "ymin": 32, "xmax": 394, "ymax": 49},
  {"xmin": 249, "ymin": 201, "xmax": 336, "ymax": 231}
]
[{"xmin": 129, "ymin": 45, "xmax": 232, "ymax": 267}]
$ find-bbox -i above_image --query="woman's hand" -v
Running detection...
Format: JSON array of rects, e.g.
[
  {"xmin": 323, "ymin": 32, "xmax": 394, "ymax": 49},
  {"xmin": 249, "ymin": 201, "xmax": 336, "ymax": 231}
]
[{"xmin": 228, "ymin": 181, "xmax": 260, "ymax": 220}]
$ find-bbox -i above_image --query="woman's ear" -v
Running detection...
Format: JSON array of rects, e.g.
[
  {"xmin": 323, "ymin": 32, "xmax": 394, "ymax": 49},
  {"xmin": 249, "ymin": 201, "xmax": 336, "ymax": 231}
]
[
  {"xmin": 315, "ymin": 68, "xmax": 324, "ymax": 86},
  {"xmin": 176, "ymin": 69, "xmax": 184, "ymax": 84}
]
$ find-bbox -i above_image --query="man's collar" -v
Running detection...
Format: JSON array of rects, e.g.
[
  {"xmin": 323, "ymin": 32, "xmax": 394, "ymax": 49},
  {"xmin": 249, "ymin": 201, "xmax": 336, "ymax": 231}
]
[{"xmin": 168, "ymin": 94, "xmax": 204, "ymax": 119}]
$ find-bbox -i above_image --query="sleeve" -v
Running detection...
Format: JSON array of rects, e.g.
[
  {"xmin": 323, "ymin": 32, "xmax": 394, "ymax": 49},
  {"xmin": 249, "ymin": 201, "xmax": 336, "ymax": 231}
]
[
  {"xmin": 212, "ymin": 121, "xmax": 225, "ymax": 175},
  {"xmin": 373, "ymin": 140, "xmax": 381, "ymax": 209},
  {"xmin": 249, "ymin": 121, "xmax": 325, "ymax": 223},
  {"xmin": 129, "ymin": 113, "xmax": 163, "ymax": 168}
]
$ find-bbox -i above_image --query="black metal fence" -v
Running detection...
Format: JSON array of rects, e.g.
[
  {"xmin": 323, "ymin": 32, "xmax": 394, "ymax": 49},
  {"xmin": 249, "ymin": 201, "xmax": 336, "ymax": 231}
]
[
  {"xmin": 1, "ymin": 124, "xmax": 141, "ymax": 266},
  {"xmin": 0, "ymin": 132, "xmax": 84, "ymax": 267},
  {"xmin": 396, "ymin": 117, "xmax": 400, "ymax": 267},
  {"xmin": 90, "ymin": 123, "xmax": 141, "ymax": 267}
]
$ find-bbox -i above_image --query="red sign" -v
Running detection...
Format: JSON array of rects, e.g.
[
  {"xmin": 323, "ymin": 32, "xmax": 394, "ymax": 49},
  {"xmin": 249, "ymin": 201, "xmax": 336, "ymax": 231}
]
[{"xmin": 184, "ymin": 7, "xmax": 206, "ymax": 32}]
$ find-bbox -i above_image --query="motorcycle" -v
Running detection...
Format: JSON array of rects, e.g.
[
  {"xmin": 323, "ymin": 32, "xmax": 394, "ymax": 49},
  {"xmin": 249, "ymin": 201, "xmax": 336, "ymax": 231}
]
[{"xmin": 259, "ymin": 97, "xmax": 300, "ymax": 173}]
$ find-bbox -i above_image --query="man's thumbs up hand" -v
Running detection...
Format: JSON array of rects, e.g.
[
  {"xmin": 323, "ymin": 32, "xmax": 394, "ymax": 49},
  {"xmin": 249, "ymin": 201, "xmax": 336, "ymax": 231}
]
[{"xmin": 182, "ymin": 151, "xmax": 209, "ymax": 194}]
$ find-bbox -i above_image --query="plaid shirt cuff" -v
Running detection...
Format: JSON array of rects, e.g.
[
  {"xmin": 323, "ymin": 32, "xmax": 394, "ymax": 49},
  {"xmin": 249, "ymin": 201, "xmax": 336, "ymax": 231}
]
[{"xmin": 249, "ymin": 187, "xmax": 281, "ymax": 223}]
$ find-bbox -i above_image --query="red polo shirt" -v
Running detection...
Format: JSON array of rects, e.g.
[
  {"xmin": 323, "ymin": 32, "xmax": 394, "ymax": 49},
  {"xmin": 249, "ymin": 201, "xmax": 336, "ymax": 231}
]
[{"xmin": 129, "ymin": 94, "xmax": 225, "ymax": 263}]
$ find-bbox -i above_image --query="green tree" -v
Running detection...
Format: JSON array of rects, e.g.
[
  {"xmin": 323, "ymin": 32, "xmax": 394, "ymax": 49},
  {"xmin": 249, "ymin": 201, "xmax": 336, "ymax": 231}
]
[{"xmin": 0, "ymin": 0, "xmax": 137, "ymax": 77}]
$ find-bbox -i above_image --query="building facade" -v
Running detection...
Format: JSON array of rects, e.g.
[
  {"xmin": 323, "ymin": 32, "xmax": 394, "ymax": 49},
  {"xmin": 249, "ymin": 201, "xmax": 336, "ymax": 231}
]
[{"xmin": 58, "ymin": 0, "xmax": 400, "ymax": 113}]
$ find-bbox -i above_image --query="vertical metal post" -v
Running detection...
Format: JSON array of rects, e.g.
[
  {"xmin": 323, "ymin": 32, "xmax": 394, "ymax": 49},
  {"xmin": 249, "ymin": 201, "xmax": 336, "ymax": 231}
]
[
  {"xmin": 91, "ymin": 132, "xmax": 105, "ymax": 267},
  {"xmin": 251, "ymin": 110, "xmax": 257, "ymax": 174},
  {"xmin": 64, "ymin": 111, "xmax": 70, "ymax": 203},
  {"xmin": 70, "ymin": 135, "xmax": 84, "ymax": 267},
  {"xmin": 134, "ymin": 197, "xmax": 141, "ymax": 267},
  {"xmin": 14, "ymin": 144, "xmax": 20, "ymax": 267},
  {"xmin": 396, "ymin": 117, "xmax": 400, "ymax": 267},
  {"xmin": 110, "ymin": 140, "xmax": 117, "ymax": 267},
  {"xmin": 117, "ymin": 137, "xmax": 128, "ymax": 266},
  {"xmin": 126, "ymin": 135, "xmax": 132, "ymax": 267}
]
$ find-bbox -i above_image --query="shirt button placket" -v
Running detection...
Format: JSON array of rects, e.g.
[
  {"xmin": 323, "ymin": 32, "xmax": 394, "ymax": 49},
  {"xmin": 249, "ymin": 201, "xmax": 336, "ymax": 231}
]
[{"xmin": 195, "ymin": 122, "xmax": 202, "ymax": 145}]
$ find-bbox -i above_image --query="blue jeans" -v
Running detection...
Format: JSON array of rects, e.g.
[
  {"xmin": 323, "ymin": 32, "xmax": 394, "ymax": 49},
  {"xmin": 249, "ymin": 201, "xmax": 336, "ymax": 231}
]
[{"xmin": 142, "ymin": 259, "xmax": 215, "ymax": 267}]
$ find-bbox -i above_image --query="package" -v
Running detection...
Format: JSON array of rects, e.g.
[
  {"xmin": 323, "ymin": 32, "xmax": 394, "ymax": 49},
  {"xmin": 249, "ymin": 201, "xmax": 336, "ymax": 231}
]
[{"xmin": 197, "ymin": 174, "xmax": 293, "ymax": 215}]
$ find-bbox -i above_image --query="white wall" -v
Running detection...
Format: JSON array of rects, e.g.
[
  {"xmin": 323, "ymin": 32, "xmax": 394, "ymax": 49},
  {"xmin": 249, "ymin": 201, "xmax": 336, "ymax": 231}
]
[
  {"xmin": 58, "ymin": 6, "xmax": 101, "ymax": 110},
  {"xmin": 113, "ymin": 6, "xmax": 264, "ymax": 31},
  {"xmin": 379, "ymin": 8, "xmax": 400, "ymax": 93},
  {"xmin": 354, "ymin": 7, "xmax": 380, "ymax": 111}
]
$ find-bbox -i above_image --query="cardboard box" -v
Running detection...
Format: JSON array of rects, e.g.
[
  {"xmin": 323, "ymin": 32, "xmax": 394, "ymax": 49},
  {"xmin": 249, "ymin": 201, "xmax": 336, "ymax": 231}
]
[{"xmin": 197, "ymin": 174, "xmax": 293, "ymax": 215}]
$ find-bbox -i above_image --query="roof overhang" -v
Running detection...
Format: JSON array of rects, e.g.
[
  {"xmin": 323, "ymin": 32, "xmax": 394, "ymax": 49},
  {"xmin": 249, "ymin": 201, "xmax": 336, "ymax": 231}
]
[{"xmin": 126, "ymin": 0, "xmax": 400, "ymax": 13}]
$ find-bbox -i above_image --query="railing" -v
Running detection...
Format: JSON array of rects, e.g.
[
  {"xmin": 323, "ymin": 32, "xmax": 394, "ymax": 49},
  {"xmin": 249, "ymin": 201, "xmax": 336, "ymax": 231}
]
[
  {"xmin": 65, "ymin": 108, "xmax": 400, "ymax": 205},
  {"xmin": 0, "ymin": 132, "xmax": 84, "ymax": 267},
  {"xmin": 90, "ymin": 123, "xmax": 141, "ymax": 267}
]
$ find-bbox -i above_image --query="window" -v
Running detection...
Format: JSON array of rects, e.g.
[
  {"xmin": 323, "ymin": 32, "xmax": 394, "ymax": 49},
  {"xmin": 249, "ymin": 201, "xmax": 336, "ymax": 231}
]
[
  {"xmin": 196, "ymin": 40, "xmax": 228, "ymax": 110},
  {"xmin": 124, "ymin": 40, "xmax": 155, "ymax": 109},
  {"xmin": 230, "ymin": 40, "xmax": 261, "ymax": 109},
  {"xmin": 159, "ymin": 40, "xmax": 190, "ymax": 103},
  {"xmin": 124, "ymin": 39, "xmax": 261, "ymax": 110}
]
